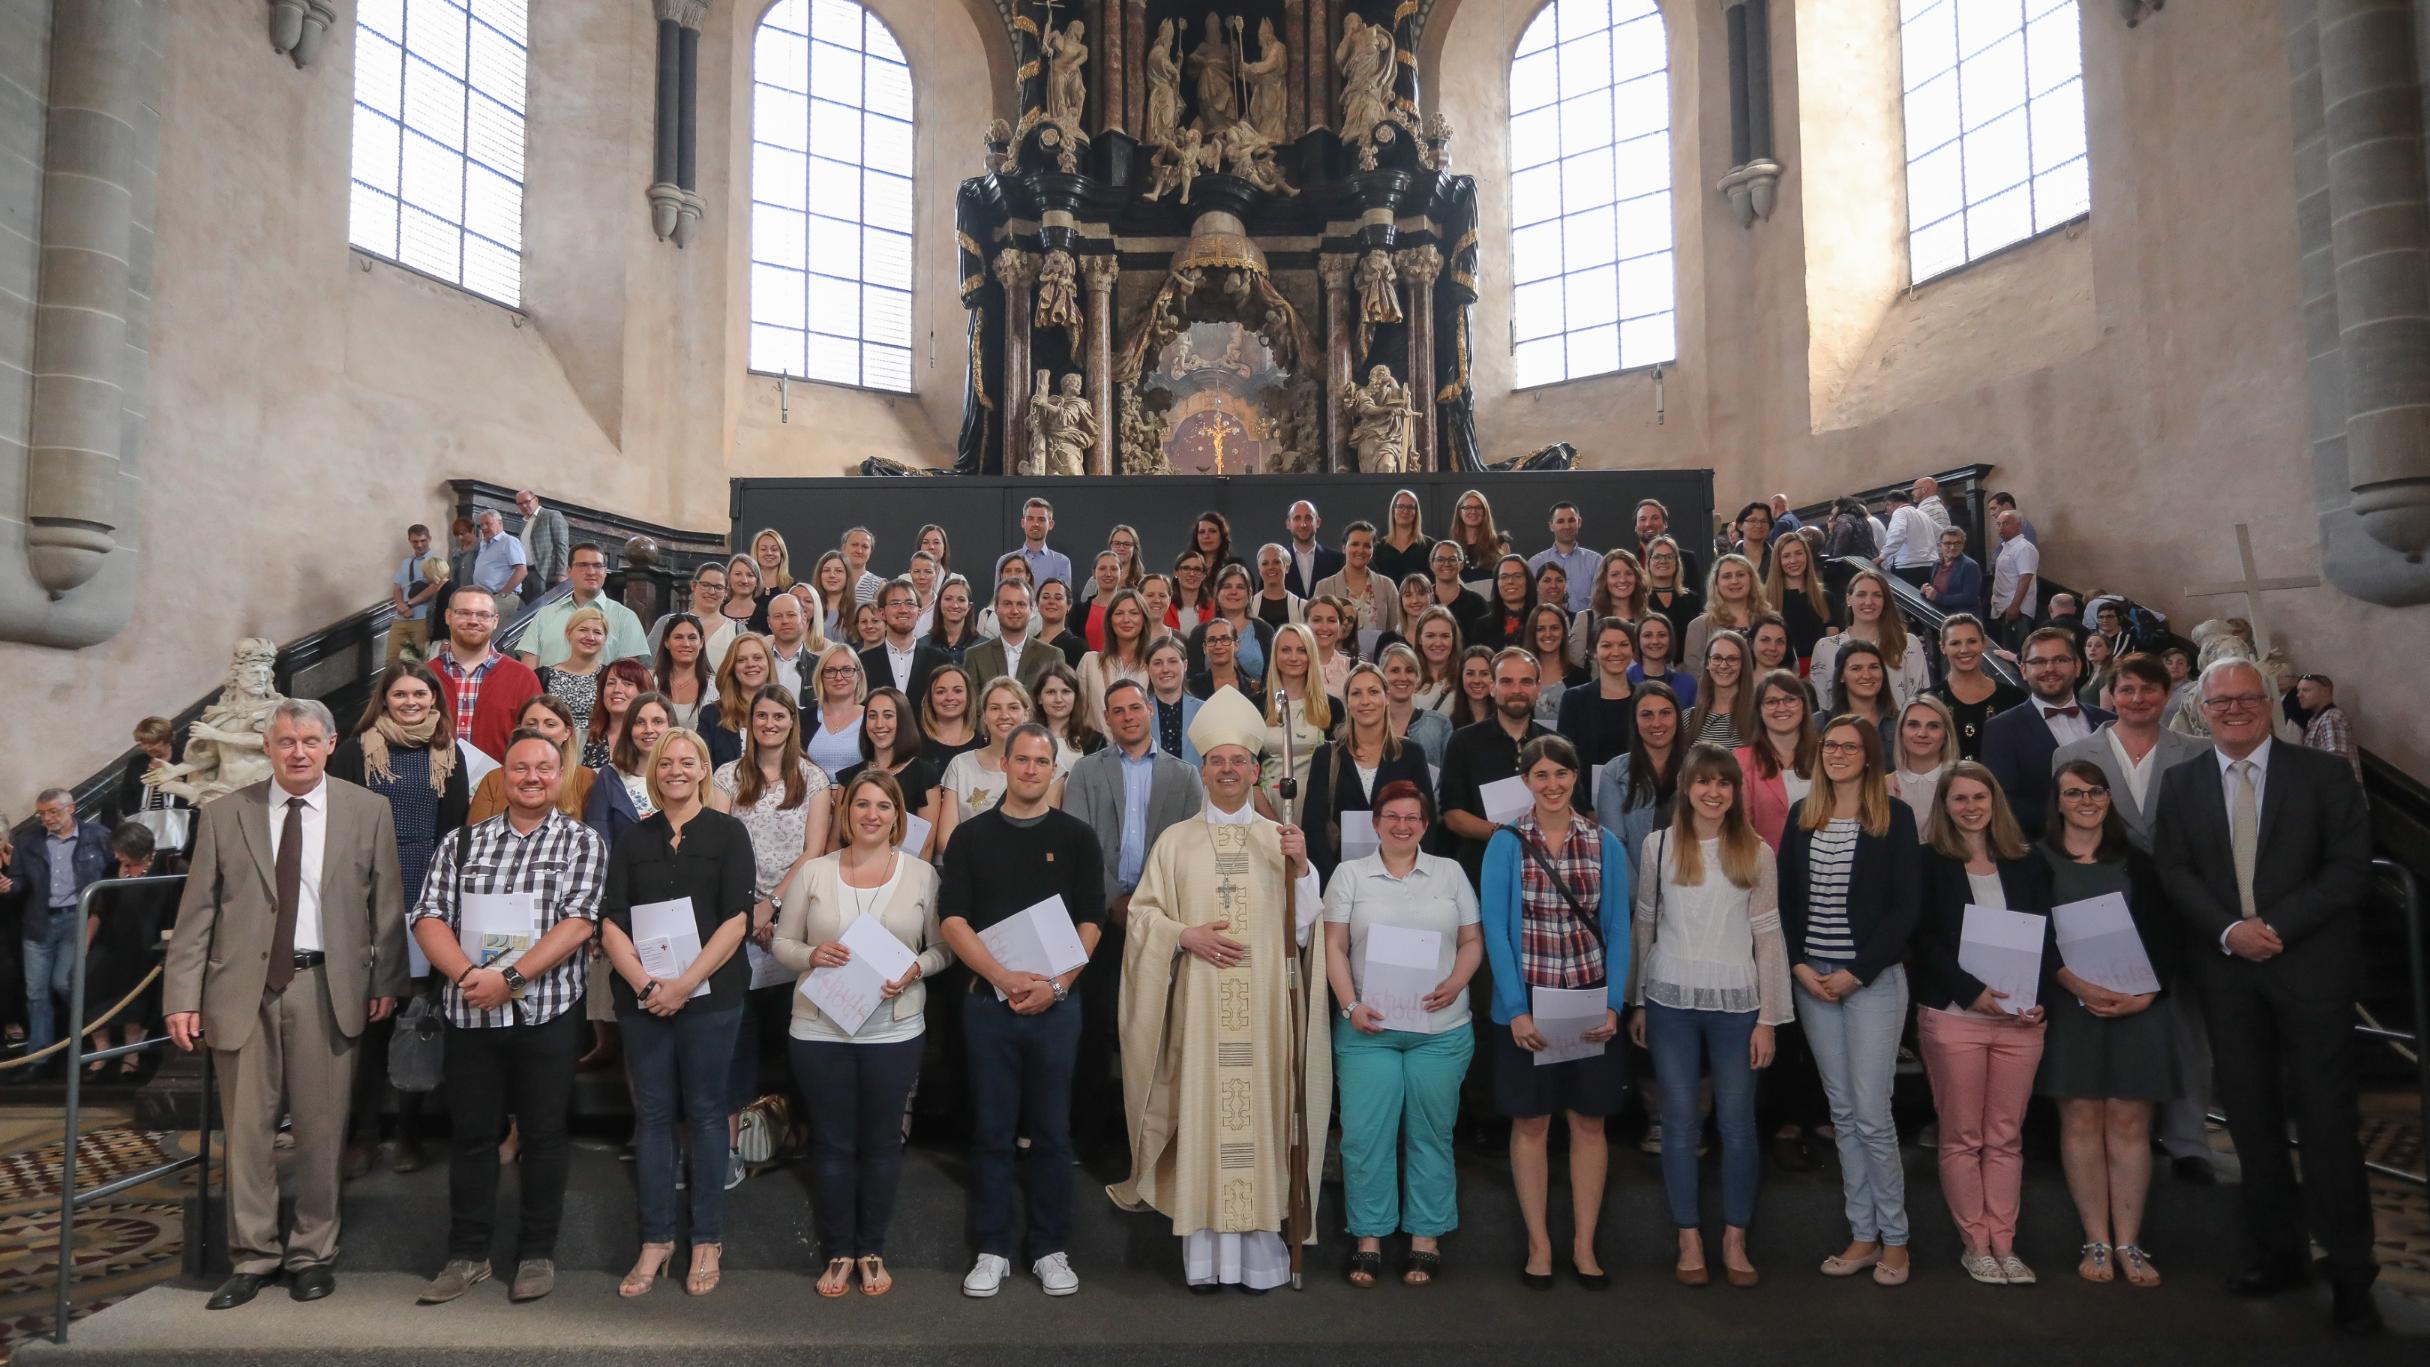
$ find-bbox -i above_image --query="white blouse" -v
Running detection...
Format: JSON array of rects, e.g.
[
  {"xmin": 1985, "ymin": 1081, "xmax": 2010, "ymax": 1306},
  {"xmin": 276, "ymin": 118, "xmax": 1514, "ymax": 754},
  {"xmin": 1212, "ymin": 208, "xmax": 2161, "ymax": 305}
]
[{"xmin": 1628, "ymin": 832, "xmax": 1793, "ymax": 1025}]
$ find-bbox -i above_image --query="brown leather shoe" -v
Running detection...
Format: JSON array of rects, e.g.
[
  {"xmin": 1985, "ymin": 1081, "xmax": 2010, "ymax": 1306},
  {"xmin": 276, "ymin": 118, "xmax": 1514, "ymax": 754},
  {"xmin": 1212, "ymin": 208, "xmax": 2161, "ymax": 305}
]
[
  {"xmin": 1726, "ymin": 1262, "xmax": 1760, "ymax": 1288},
  {"xmin": 1675, "ymin": 1262, "xmax": 1710, "ymax": 1287}
]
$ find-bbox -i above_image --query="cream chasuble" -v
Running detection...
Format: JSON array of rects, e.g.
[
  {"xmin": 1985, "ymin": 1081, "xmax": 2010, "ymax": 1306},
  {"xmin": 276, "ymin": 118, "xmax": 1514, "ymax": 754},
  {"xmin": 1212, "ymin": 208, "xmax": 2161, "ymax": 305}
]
[{"xmin": 1109, "ymin": 802, "xmax": 1329, "ymax": 1285}]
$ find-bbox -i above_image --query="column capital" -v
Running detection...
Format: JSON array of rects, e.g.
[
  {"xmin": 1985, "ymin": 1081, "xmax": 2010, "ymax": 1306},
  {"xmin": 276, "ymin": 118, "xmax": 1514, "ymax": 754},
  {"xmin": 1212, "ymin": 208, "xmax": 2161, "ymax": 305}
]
[
  {"xmin": 1078, "ymin": 254, "xmax": 1121, "ymax": 292},
  {"xmin": 656, "ymin": 0, "xmax": 713, "ymax": 29},
  {"xmin": 1395, "ymin": 245, "xmax": 1443, "ymax": 287},
  {"xmin": 994, "ymin": 247, "xmax": 1040, "ymax": 290},
  {"xmin": 1318, "ymin": 253, "xmax": 1355, "ymax": 292}
]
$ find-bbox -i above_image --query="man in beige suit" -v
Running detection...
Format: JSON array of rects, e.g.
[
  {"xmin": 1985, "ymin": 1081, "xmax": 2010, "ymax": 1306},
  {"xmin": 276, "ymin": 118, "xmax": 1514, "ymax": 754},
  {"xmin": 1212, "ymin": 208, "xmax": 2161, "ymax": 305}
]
[{"xmin": 164, "ymin": 698, "xmax": 407, "ymax": 1310}]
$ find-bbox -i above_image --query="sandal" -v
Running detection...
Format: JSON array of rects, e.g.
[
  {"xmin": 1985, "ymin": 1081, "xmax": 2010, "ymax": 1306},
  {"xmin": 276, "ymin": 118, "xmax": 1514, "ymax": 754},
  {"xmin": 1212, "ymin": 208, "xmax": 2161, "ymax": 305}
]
[
  {"xmin": 815, "ymin": 1256, "xmax": 854, "ymax": 1298},
  {"xmin": 619, "ymin": 1242, "xmax": 674, "ymax": 1299},
  {"xmin": 685, "ymin": 1243, "xmax": 722, "ymax": 1297},
  {"xmin": 858, "ymin": 1255, "xmax": 893, "ymax": 1296},
  {"xmin": 2077, "ymin": 1242, "xmax": 2113, "ymax": 1283},
  {"xmin": 1402, "ymin": 1249, "xmax": 1441, "ymax": 1286},
  {"xmin": 2117, "ymin": 1244, "xmax": 2160, "ymax": 1288},
  {"xmin": 1345, "ymin": 1248, "xmax": 1382, "ymax": 1288}
]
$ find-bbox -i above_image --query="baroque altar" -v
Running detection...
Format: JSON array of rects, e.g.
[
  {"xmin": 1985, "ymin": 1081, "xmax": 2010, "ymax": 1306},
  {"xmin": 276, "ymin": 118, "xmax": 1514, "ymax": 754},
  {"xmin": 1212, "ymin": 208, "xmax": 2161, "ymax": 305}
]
[{"xmin": 949, "ymin": 0, "xmax": 1483, "ymax": 478}]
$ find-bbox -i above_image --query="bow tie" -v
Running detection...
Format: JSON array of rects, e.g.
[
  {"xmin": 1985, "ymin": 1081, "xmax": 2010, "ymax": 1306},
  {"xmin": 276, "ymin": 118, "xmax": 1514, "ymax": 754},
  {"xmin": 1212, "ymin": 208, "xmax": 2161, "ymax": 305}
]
[{"xmin": 2043, "ymin": 705, "xmax": 2081, "ymax": 719}]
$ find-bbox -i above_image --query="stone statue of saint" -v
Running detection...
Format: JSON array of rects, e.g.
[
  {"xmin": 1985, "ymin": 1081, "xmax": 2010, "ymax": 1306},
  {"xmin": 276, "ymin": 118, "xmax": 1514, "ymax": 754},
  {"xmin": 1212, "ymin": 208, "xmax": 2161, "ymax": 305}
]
[
  {"xmin": 1144, "ymin": 126, "xmax": 1214, "ymax": 203},
  {"xmin": 1043, "ymin": 19, "xmax": 1089, "ymax": 134},
  {"xmin": 1339, "ymin": 364, "xmax": 1417, "ymax": 475},
  {"xmin": 1335, "ymin": 13, "xmax": 1396, "ymax": 147},
  {"xmin": 1216, "ymin": 119, "xmax": 1297, "ymax": 196},
  {"xmin": 1242, "ymin": 18, "xmax": 1290, "ymax": 143},
  {"xmin": 1030, "ymin": 371, "xmax": 1098, "ymax": 477},
  {"xmin": 1186, "ymin": 11, "xmax": 1239, "ymax": 134},
  {"xmin": 1121, "ymin": 388, "xmax": 1175, "ymax": 475},
  {"xmin": 1035, "ymin": 248, "xmax": 1084, "ymax": 346},
  {"xmin": 143, "ymin": 637, "xmax": 286, "ymax": 804},
  {"xmin": 1144, "ymin": 18, "xmax": 1184, "ymax": 150},
  {"xmin": 1356, "ymin": 249, "xmax": 1404, "ymax": 327}
]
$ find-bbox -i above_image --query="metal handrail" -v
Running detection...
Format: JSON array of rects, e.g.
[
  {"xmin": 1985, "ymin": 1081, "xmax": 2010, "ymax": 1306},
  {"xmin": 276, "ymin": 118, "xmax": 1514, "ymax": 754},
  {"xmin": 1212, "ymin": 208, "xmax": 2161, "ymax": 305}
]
[
  {"xmin": 52, "ymin": 873, "xmax": 213, "ymax": 1345},
  {"xmin": 2382, "ymin": 859, "xmax": 2428, "ymax": 1185}
]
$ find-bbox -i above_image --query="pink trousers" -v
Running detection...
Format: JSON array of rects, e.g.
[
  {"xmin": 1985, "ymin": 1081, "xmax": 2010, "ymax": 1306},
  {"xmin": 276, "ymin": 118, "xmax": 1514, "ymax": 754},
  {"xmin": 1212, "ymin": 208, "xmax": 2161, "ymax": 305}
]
[{"xmin": 1917, "ymin": 1007, "xmax": 2045, "ymax": 1255}]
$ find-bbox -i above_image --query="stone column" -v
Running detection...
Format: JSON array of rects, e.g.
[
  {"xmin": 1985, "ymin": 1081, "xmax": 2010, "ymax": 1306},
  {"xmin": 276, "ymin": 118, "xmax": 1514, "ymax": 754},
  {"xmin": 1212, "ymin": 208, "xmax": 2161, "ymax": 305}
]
[
  {"xmin": 1717, "ymin": 0, "xmax": 1782, "ymax": 227},
  {"xmin": 1396, "ymin": 245, "xmax": 1442, "ymax": 473},
  {"xmin": 1283, "ymin": 0, "xmax": 1307, "ymax": 137},
  {"xmin": 995, "ymin": 249, "xmax": 1041, "ymax": 475},
  {"xmin": 26, "ymin": 0, "xmax": 144, "ymax": 596},
  {"xmin": 1099, "ymin": 0, "xmax": 1125, "ymax": 137},
  {"xmin": 648, "ymin": 1, "xmax": 709, "ymax": 245},
  {"xmin": 1318, "ymin": 254, "xmax": 1356, "ymax": 471},
  {"xmin": 1124, "ymin": 0, "xmax": 1149, "ymax": 136},
  {"xmin": 1081, "ymin": 255, "xmax": 1120, "ymax": 475},
  {"xmin": 1307, "ymin": 0, "xmax": 1332, "ymax": 130}
]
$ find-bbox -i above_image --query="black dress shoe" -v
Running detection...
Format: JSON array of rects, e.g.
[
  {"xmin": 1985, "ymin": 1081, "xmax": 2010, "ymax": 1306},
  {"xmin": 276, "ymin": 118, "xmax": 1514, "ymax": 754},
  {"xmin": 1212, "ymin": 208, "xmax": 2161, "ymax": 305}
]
[
  {"xmin": 2170, "ymin": 1155, "xmax": 2217, "ymax": 1185},
  {"xmin": 1573, "ymin": 1262, "xmax": 1611, "ymax": 1291},
  {"xmin": 2332, "ymin": 1283, "xmax": 2384, "ymax": 1337},
  {"xmin": 2225, "ymin": 1262, "xmax": 2308, "ymax": 1298},
  {"xmin": 205, "ymin": 1272, "xmax": 275, "ymax": 1310},
  {"xmin": 288, "ymin": 1263, "xmax": 337, "ymax": 1302}
]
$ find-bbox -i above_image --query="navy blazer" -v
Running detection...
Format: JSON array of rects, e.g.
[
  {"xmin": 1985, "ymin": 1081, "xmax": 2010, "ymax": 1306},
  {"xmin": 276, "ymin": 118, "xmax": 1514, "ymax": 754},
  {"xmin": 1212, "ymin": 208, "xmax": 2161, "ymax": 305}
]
[
  {"xmin": 2150, "ymin": 740, "xmax": 2372, "ymax": 1002},
  {"xmin": 1285, "ymin": 543, "xmax": 1346, "ymax": 600},
  {"xmin": 1776, "ymin": 797, "xmax": 1922, "ymax": 986},
  {"xmin": 582, "ymin": 763, "xmax": 648, "ymax": 849},
  {"xmin": 6, "ymin": 818, "xmax": 114, "ymax": 923},
  {"xmin": 1925, "ymin": 554, "xmax": 1986, "ymax": 621},
  {"xmin": 859, "ymin": 641, "xmax": 955, "ymax": 714},
  {"xmin": 1299, "ymin": 740, "xmax": 1435, "ymax": 881},
  {"xmin": 1911, "ymin": 849, "xmax": 2056, "ymax": 1013},
  {"xmin": 1979, "ymin": 698, "xmax": 2115, "ymax": 839}
]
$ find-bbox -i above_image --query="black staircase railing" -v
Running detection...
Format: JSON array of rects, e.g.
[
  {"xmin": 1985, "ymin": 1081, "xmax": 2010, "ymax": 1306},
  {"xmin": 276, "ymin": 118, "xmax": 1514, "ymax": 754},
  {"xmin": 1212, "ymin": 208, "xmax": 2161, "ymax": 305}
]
[{"xmin": 43, "ymin": 873, "xmax": 208, "ymax": 1345}]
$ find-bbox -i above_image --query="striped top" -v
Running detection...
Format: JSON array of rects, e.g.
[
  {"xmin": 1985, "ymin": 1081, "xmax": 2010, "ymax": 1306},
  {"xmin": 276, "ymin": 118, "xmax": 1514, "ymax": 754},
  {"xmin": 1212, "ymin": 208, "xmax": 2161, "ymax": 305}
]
[
  {"xmin": 1694, "ymin": 710, "xmax": 1742, "ymax": 750},
  {"xmin": 1800, "ymin": 818, "xmax": 1861, "ymax": 963}
]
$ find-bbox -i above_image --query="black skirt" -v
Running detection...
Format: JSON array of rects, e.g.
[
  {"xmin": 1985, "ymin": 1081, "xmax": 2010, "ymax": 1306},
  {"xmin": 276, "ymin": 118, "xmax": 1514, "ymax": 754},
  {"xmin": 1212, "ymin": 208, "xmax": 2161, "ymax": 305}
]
[{"xmin": 1490, "ymin": 1014, "xmax": 1630, "ymax": 1118}]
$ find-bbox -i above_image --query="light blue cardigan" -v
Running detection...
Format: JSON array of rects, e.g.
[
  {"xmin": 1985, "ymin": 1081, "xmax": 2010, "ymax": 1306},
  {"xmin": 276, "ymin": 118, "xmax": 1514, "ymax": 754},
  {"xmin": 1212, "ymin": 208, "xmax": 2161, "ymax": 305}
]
[{"xmin": 1479, "ymin": 824, "xmax": 1632, "ymax": 1025}]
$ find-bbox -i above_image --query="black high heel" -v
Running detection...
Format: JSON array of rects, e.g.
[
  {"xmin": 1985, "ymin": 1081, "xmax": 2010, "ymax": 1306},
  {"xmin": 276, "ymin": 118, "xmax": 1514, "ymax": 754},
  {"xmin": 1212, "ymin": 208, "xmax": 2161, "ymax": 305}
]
[
  {"xmin": 1519, "ymin": 1265, "xmax": 1554, "ymax": 1290},
  {"xmin": 1573, "ymin": 1261, "xmax": 1611, "ymax": 1290}
]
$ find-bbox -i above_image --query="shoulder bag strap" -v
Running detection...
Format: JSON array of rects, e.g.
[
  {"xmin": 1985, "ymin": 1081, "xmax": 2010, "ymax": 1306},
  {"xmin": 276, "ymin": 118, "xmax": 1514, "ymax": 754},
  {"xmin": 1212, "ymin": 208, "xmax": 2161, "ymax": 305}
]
[{"xmin": 1502, "ymin": 822, "xmax": 1602, "ymax": 950}]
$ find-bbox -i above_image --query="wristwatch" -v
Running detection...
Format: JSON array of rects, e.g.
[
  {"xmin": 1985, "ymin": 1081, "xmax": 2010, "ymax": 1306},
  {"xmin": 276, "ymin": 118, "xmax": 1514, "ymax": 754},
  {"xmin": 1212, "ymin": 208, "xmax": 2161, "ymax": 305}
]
[
  {"xmin": 1049, "ymin": 978, "xmax": 1069, "ymax": 1005},
  {"xmin": 499, "ymin": 966, "xmax": 527, "ymax": 996},
  {"xmin": 1341, "ymin": 1003, "xmax": 1361, "ymax": 1020}
]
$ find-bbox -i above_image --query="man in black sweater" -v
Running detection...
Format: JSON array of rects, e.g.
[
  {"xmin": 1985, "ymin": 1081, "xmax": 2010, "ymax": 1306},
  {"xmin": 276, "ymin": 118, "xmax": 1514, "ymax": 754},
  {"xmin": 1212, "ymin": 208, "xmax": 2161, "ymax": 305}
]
[{"xmin": 939, "ymin": 725, "xmax": 1105, "ymax": 1301}]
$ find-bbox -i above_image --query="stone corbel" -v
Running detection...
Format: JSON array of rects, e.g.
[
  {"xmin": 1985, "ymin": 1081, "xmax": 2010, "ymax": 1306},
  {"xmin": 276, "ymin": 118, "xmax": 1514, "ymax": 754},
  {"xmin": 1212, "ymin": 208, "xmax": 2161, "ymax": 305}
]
[
  {"xmin": 267, "ymin": 1, "xmax": 338, "ymax": 68},
  {"xmin": 2117, "ymin": 0, "xmax": 2165, "ymax": 25},
  {"xmin": 1718, "ymin": 160, "xmax": 1782, "ymax": 227}
]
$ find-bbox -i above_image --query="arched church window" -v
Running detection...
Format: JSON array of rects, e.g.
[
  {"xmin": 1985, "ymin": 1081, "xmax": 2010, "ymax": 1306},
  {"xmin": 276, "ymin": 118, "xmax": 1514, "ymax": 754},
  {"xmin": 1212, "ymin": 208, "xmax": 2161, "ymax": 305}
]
[
  {"xmin": 749, "ymin": 0, "xmax": 916, "ymax": 392},
  {"xmin": 1508, "ymin": 0, "xmax": 1677, "ymax": 388},
  {"xmin": 1900, "ymin": 0, "xmax": 2089, "ymax": 283},
  {"xmin": 347, "ymin": 0, "xmax": 530, "ymax": 307}
]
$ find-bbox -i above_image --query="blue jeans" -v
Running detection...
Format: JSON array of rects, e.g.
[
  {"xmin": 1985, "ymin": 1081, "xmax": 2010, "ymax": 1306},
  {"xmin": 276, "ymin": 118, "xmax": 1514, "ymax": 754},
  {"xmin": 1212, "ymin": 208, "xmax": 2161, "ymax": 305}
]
[
  {"xmin": 22, "ymin": 908, "xmax": 79, "ymax": 1054},
  {"xmin": 963, "ymin": 993, "xmax": 1080, "ymax": 1260},
  {"xmin": 1798, "ymin": 962, "xmax": 1910, "ymax": 1246},
  {"xmin": 789, "ymin": 1036, "xmax": 923, "ymax": 1259},
  {"xmin": 621, "ymin": 1005, "xmax": 744, "ymax": 1245},
  {"xmin": 1642, "ymin": 1001, "xmax": 1761, "ymax": 1230},
  {"xmin": 1333, "ymin": 1018, "xmax": 1473, "ymax": 1238}
]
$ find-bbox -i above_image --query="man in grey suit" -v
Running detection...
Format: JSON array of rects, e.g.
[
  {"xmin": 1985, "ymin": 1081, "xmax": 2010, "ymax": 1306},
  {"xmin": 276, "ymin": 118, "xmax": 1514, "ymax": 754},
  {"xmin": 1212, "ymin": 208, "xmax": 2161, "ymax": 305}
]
[
  {"xmin": 1062, "ymin": 678, "xmax": 1201, "ymax": 1159},
  {"xmin": 2051, "ymin": 651, "xmax": 2217, "ymax": 1183},
  {"xmin": 164, "ymin": 699, "xmax": 407, "ymax": 1310},
  {"xmin": 964, "ymin": 580, "xmax": 1058, "ymax": 695},
  {"xmin": 513, "ymin": 489, "xmax": 569, "ymax": 604}
]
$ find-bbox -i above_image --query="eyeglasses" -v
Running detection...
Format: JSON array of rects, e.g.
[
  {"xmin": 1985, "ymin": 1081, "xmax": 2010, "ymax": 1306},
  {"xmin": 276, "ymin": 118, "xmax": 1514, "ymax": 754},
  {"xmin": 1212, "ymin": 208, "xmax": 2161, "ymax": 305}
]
[
  {"xmin": 2058, "ymin": 786, "xmax": 2109, "ymax": 801},
  {"xmin": 2021, "ymin": 656, "xmax": 2073, "ymax": 670},
  {"xmin": 2202, "ymin": 694, "xmax": 2266, "ymax": 712},
  {"xmin": 1760, "ymin": 696, "xmax": 1804, "ymax": 709},
  {"xmin": 820, "ymin": 665, "xmax": 860, "ymax": 676},
  {"xmin": 1818, "ymin": 740, "xmax": 1866, "ymax": 755}
]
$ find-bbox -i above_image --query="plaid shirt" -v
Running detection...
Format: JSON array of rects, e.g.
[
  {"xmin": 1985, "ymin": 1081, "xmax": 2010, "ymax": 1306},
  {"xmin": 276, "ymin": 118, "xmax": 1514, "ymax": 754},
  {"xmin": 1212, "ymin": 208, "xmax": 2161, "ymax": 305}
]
[
  {"xmin": 1514, "ymin": 810, "xmax": 1605, "ymax": 990},
  {"xmin": 2303, "ymin": 704, "xmax": 2362, "ymax": 785},
  {"xmin": 432, "ymin": 647, "xmax": 502, "ymax": 742},
  {"xmin": 410, "ymin": 809, "xmax": 605, "ymax": 1028}
]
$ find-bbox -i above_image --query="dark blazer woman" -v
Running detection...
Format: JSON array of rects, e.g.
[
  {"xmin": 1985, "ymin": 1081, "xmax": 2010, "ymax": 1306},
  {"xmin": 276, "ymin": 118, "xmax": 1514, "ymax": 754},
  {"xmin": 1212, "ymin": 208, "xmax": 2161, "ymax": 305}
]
[
  {"xmin": 1911, "ymin": 848, "xmax": 2057, "ymax": 1013},
  {"xmin": 1297, "ymin": 738, "xmax": 1434, "ymax": 881},
  {"xmin": 1555, "ymin": 683, "xmax": 1635, "ymax": 773},
  {"xmin": 584, "ymin": 764, "xmax": 650, "ymax": 847},
  {"xmin": 1777, "ymin": 798, "xmax": 1923, "ymax": 986}
]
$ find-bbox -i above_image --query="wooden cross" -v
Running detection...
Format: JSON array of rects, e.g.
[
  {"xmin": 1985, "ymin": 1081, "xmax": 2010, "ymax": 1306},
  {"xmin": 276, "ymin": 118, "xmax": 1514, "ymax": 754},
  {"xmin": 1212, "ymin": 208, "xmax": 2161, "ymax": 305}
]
[{"xmin": 2182, "ymin": 523, "xmax": 2319, "ymax": 656}]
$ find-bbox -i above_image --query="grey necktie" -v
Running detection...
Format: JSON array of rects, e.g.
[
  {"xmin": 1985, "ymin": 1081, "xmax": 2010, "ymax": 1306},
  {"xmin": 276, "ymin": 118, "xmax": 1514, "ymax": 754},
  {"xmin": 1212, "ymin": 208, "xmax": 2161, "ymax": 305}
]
[
  {"xmin": 267, "ymin": 797, "xmax": 305, "ymax": 993},
  {"xmin": 2228, "ymin": 760, "xmax": 2259, "ymax": 920}
]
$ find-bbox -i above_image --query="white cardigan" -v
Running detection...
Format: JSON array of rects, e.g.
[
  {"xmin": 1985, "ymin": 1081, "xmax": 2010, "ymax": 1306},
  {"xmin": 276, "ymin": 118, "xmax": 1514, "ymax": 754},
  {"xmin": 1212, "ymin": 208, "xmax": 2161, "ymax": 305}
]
[{"xmin": 771, "ymin": 851, "xmax": 952, "ymax": 1035}]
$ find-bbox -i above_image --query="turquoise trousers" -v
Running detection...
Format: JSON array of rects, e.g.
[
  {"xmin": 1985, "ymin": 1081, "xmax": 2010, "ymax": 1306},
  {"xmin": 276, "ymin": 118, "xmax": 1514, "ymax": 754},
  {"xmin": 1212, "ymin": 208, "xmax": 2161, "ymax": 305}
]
[{"xmin": 1333, "ymin": 1017, "xmax": 1475, "ymax": 1238}]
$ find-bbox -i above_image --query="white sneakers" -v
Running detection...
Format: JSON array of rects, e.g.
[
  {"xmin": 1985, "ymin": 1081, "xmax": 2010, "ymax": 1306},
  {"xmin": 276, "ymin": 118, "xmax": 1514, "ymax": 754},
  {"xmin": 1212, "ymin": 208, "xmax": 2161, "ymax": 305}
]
[
  {"xmin": 961, "ymin": 1252, "xmax": 1079, "ymax": 1297},
  {"xmin": 962, "ymin": 1254, "xmax": 1011, "ymax": 1297},
  {"xmin": 1033, "ymin": 1252, "xmax": 1079, "ymax": 1296}
]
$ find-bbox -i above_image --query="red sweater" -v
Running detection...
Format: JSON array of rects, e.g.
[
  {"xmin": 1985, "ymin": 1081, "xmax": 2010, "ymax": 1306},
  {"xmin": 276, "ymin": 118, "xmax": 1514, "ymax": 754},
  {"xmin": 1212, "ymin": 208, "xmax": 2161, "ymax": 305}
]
[{"xmin": 435, "ymin": 653, "xmax": 542, "ymax": 760}]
